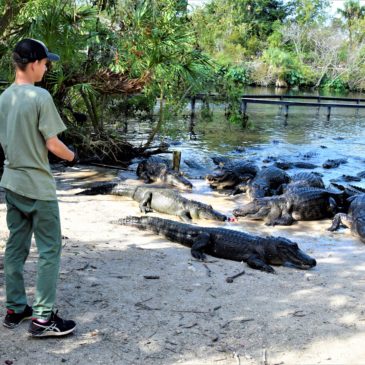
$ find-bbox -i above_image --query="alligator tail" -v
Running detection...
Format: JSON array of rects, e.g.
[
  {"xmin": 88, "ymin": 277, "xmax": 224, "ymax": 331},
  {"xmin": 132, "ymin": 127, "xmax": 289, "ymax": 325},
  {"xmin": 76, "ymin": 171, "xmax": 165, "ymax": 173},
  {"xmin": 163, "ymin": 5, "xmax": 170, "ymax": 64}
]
[
  {"xmin": 117, "ymin": 216, "xmax": 193, "ymax": 241},
  {"xmin": 76, "ymin": 183, "xmax": 134, "ymax": 196},
  {"xmin": 118, "ymin": 215, "xmax": 148, "ymax": 228}
]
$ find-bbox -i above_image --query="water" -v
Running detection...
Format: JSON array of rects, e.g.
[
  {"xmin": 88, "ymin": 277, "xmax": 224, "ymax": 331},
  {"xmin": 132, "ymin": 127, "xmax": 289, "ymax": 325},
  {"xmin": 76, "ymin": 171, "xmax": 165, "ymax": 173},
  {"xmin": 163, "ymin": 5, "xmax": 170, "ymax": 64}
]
[{"xmin": 127, "ymin": 87, "xmax": 365, "ymax": 190}]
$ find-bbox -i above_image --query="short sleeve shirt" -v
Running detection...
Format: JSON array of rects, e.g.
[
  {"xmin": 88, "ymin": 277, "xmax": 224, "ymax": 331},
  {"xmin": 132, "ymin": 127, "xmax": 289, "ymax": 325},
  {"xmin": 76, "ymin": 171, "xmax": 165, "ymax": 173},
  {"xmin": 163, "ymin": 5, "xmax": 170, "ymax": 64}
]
[{"xmin": 0, "ymin": 84, "xmax": 66, "ymax": 200}]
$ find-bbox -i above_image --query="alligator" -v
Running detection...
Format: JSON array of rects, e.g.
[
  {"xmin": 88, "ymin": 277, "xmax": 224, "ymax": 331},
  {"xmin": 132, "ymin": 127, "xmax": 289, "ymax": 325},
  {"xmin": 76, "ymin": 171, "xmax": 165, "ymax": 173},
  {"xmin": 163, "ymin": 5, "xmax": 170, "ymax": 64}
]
[
  {"xmin": 334, "ymin": 175, "xmax": 361, "ymax": 182},
  {"xmin": 358, "ymin": 171, "xmax": 365, "ymax": 178},
  {"xmin": 282, "ymin": 172, "xmax": 325, "ymax": 193},
  {"xmin": 328, "ymin": 194, "xmax": 365, "ymax": 242},
  {"xmin": 233, "ymin": 187, "xmax": 338, "ymax": 225},
  {"xmin": 329, "ymin": 182, "xmax": 365, "ymax": 196},
  {"xmin": 211, "ymin": 157, "xmax": 258, "ymax": 173},
  {"xmin": 77, "ymin": 183, "xmax": 226, "ymax": 222},
  {"xmin": 273, "ymin": 161, "xmax": 318, "ymax": 170},
  {"xmin": 327, "ymin": 182, "xmax": 365, "ymax": 212},
  {"xmin": 235, "ymin": 166, "xmax": 290, "ymax": 199},
  {"xmin": 117, "ymin": 216, "xmax": 316, "ymax": 273},
  {"xmin": 322, "ymin": 158, "xmax": 347, "ymax": 169},
  {"xmin": 264, "ymin": 155, "xmax": 319, "ymax": 166},
  {"xmin": 182, "ymin": 159, "xmax": 213, "ymax": 179},
  {"xmin": 206, "ymin": 158, "xmax": 259, "ymax": 190},
  {"xmin": 137, "ymin": 156, "xmax": 193, "ymax": 190}
]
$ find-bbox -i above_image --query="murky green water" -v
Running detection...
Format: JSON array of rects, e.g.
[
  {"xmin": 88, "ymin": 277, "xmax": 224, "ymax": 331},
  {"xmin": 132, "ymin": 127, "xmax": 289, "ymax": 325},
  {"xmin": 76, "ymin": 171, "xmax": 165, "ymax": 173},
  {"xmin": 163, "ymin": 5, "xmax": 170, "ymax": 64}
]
[{"xmin": 127, "ymin": 87, "xmax": 365, "ymax": 189}]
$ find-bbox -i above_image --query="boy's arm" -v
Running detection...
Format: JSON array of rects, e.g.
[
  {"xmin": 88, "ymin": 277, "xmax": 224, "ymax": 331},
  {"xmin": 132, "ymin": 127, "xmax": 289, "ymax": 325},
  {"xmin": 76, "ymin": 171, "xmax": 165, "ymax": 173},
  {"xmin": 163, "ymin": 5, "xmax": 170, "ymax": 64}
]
[{"xmin": 46, "ymin": 136, "xmax": 75, "ymax": 161}]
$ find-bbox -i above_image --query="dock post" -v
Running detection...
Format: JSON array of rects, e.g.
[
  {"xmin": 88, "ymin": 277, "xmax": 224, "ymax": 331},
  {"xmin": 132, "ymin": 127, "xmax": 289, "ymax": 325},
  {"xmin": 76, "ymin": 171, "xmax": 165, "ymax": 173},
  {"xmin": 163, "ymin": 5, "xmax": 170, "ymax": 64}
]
[
  {"xmin": 327, "ymin": 106, "xmax": 331, "ymax": 120},
  {"xmin": 190, "ymin": 96, "xmax": 196, "ymax": 118},
  {"xmin": 284, "ymin": 104, "xmax": 289, "ymax": 118},
  {"xmin": 240, "ymin": 100, "xmax": 247, "ymax": 116},
  {"xmin": 279, "ymin": 95, "xmax": 283, "ymax": 111},
  {"xmin": 172, "ymin": 151, "xmax": 181, "ymax": 171}
]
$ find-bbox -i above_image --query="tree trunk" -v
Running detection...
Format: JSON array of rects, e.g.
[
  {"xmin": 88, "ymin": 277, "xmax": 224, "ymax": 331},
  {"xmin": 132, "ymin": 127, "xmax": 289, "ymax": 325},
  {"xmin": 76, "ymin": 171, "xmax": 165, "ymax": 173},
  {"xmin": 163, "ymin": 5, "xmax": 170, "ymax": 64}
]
[
  {"xmin": 0, "ymin": 0, "xmax": 27, "ymax": 39},
  {"xmin": 144, "ymin": 89, "xmax": 164, "ymax": 148},
  {"xmin": 80, "ymin": 90, "xmax": 100, "ymax": 135}
]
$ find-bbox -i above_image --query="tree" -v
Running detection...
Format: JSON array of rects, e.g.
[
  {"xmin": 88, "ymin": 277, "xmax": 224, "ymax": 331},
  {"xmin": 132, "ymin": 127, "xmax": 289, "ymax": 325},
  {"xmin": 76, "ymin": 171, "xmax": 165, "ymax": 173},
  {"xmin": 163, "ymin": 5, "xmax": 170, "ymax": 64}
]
[
  {"xmin": 0, "ymin": 0, "xmax": 28, "ymax": 40},
  {"xmin": 112, "ymin": 0, "xmax": 214, "ymax": 146},
  {"xmin": 192, "ymin": 0, "xmax": 289, "ymax": 61},
  {"xmin": 337, "ymin": 0, "xmax": 365, "ymax": 46},
  {"xmin": 286, "ymin": 0, "xmax": 330, "ymax": 25}
]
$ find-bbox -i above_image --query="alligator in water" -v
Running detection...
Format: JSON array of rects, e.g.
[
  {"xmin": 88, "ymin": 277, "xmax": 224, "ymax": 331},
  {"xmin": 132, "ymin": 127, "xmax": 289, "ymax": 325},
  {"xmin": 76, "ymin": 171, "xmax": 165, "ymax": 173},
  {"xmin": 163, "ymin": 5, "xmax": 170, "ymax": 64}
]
[
  {"xmin": 77, "ymin": 183, "xmax": 226, "ymax": 222},
  {"xmin": 322, "ymin": 158, "xmax": 347, "ymax": 169},
  {"xmin": 137, "ymin": 156, "xmax": 193, "ymax": 189},
  {"xmin": 234, "ymin": 166, "xmax": 290, "ymax": 199},
  {"xmin": 358, "ymin": 171, "xmax": 365, "ymax": 178},
  {"xmin": 206, "ymin": 158, "xmax": 259, "ymax": 190},
  {"xmin": 117, "ymin": 216, "xmax": 316, "ymax": 273},
  {"xmin": 328, "ymin": 194, "xmax": 365, "ymax": 242},
  {"xmin": 331, "ymin": 174, "xmax": 361, "ymax": 183},
  {"xmin": 273, "ymin": 161, "xmax": 318, "ymax": 170},
  {"xmin": 233, "ymin": 187, "xmax": 338, "ymax": 226}
]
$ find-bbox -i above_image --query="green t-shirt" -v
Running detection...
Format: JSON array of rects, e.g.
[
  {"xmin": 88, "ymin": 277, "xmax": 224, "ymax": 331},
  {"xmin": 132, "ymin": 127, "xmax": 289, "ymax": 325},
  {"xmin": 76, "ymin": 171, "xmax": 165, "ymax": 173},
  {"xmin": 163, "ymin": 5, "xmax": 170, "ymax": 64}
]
[{"xmin": 0, "ymin": 84, "xmax": 66, "ymax": 200}]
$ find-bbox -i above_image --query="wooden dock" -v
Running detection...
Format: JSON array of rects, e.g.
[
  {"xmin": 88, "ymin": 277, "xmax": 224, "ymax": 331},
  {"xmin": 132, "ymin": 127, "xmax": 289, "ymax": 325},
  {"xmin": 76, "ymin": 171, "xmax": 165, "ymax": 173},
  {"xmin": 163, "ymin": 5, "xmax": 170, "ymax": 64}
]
[{"xmin": 192, "ymin": 94, "xmax": 365, "ymax": 120}]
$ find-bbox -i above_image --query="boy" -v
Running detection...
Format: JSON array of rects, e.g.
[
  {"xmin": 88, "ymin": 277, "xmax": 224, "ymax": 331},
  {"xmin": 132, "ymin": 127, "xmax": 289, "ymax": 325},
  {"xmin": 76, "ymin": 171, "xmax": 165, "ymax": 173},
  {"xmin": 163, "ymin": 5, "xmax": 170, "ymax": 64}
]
[{"xmin": 0, "ymin": 38, "xmax": 77, "ymax": 337}]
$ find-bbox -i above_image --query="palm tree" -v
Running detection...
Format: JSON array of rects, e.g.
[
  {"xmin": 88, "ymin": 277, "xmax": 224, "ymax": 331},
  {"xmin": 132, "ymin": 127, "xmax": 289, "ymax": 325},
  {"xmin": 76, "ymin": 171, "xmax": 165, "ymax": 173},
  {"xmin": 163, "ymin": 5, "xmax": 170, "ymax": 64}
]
[{"xmin": 338, "ymin": 0, "xmax": 365, "ymax": 46}]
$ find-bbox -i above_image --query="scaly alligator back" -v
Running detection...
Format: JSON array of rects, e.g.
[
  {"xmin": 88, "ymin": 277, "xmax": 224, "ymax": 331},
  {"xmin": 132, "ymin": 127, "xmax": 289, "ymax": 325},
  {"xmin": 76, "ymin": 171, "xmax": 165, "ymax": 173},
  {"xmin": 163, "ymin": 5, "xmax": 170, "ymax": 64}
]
[
  {"xmin": 285, "ymin": 187, "xmax": 337, "ymax": 220},
  {"xmin": 118, "ymin": 215, "xmax": 206, "ymax": 247}
]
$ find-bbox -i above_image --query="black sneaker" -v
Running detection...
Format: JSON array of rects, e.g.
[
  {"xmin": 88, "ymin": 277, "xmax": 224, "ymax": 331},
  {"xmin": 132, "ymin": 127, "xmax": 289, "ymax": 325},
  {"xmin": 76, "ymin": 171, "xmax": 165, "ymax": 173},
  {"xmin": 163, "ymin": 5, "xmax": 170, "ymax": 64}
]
[
  {"xmin": 3, "ymin": 305, "xmax": 33, "ymax": 329},
  {"xmin": 28, "ymin": 311, "xmax": 76, "ymax": 337}
]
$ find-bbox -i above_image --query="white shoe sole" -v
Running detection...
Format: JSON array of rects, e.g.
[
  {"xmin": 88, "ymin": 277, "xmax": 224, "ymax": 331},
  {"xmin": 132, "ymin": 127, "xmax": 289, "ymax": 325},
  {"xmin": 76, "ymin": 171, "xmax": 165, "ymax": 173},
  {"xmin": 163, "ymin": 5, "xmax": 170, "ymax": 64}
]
[{"xmin": 29, "ymin": 325, "xmax": 76, "ymax": 337}]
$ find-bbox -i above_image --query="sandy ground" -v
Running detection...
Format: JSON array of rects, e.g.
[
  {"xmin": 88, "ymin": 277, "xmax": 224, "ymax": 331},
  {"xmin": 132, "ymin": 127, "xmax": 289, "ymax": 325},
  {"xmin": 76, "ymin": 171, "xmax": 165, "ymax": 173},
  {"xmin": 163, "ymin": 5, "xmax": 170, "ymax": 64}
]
[{"xmin": 1, "ymin": 165, "xmax": 365, "ymax": 365}]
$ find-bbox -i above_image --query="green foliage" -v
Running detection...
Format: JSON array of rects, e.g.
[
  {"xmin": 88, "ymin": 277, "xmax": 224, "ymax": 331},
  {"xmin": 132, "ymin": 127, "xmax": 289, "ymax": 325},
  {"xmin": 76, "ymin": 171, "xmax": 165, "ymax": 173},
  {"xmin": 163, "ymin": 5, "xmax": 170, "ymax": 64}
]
[
  {"xmin": 321, "ymin": 75, "xmax": 348, "ymax": 91},
  {"xmin": 338, "ymin": 0, "xmax": 365, "ymax": 45},
  {"xmin": 286, "ymin": 0, "xmax": 330, "ymax": 25},
  {"xmin": 2, "ymin": 0, "xmax": 365, "ymax": 159},
  {"xmin": 192, "ymin": 0, "xmax": 288, "ymax": 61}
]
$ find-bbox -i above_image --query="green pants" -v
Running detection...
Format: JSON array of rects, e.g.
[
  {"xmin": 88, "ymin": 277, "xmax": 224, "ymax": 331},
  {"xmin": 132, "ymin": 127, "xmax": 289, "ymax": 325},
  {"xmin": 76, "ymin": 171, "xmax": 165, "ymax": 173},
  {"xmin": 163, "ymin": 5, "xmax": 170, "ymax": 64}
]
[{"xmin": 4, "ymin": 189, "xmax": 62, "ymax": 320}]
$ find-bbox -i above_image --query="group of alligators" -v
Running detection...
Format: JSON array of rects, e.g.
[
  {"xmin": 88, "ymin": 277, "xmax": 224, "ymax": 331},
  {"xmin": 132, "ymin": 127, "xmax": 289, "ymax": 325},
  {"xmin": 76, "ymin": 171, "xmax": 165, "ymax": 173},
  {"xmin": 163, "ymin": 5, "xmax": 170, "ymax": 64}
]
[
  {"xmin": 77, "ymin": 155, "xmax": 365, "ymax": 274},
  {"xmin": 206, "ymin": 156, "xmax": 365, "ymax": 240}
]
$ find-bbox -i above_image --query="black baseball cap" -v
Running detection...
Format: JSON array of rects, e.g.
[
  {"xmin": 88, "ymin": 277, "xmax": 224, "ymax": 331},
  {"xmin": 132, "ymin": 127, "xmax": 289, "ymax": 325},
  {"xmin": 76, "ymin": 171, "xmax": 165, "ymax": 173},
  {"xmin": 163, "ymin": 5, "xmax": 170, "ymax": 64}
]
[{"xmin": 13, "ymin": 38, "xmax": 60, "ymax": 63}]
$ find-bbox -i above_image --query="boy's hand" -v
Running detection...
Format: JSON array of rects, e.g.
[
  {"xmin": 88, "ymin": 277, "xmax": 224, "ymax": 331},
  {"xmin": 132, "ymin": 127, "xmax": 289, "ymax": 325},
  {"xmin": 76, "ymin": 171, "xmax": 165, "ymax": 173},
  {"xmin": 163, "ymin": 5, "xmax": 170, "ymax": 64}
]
[{"xmin": 64, "ymin": 151, "xmax": 79, "ymax": 167}]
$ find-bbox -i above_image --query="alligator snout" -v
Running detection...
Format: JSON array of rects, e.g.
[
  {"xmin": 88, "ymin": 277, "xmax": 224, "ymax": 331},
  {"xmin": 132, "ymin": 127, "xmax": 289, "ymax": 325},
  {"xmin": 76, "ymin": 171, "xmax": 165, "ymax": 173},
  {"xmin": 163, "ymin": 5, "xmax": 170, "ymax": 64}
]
[
  {"xmin": 166, "ymin": 173, "xmax": 193, "ymax": 190},
  {"xmin": 288, "ymin": 253, "xmax": 316, "ymax": 269},
  {"xmin": 299, "ymin": 257, "xmax": 316, "ymax": 268}
]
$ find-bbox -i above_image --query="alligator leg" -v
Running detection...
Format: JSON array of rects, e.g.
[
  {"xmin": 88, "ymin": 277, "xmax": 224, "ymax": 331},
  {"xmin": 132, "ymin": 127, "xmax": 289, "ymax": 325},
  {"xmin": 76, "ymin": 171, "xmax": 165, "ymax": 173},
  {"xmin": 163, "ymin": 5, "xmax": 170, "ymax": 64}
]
[
  {"xmin": 267, "ymin": 213, "xmax": 294, "ymax": 226},
  {"xmin": 328, "ymin": 213, "xmax": 351, "ymax": 231},
  {"xmin": 139, "ymin": 192, "xmax": 154, "ymax": 214},
  {"xmin": 179, "ymin": 211, "xmax": 193, "ymax": 223},
  {"xmin": 190, "ymin": 233, "xmax": 211, "ymax": 260},
  {"xmin": 246, "ymin": 255, "xmax": 275, "ymax": 273},
  {"xmin": 243, "ymin": 206, "xmax": 272, "ymax": 220},
  {"xmin": 265, "ymin": 206, "xmax": 288, "ymax": 226},
  {"xmin": 328, "ymin": 197, "xmax": 338, "ymax": 217}
]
